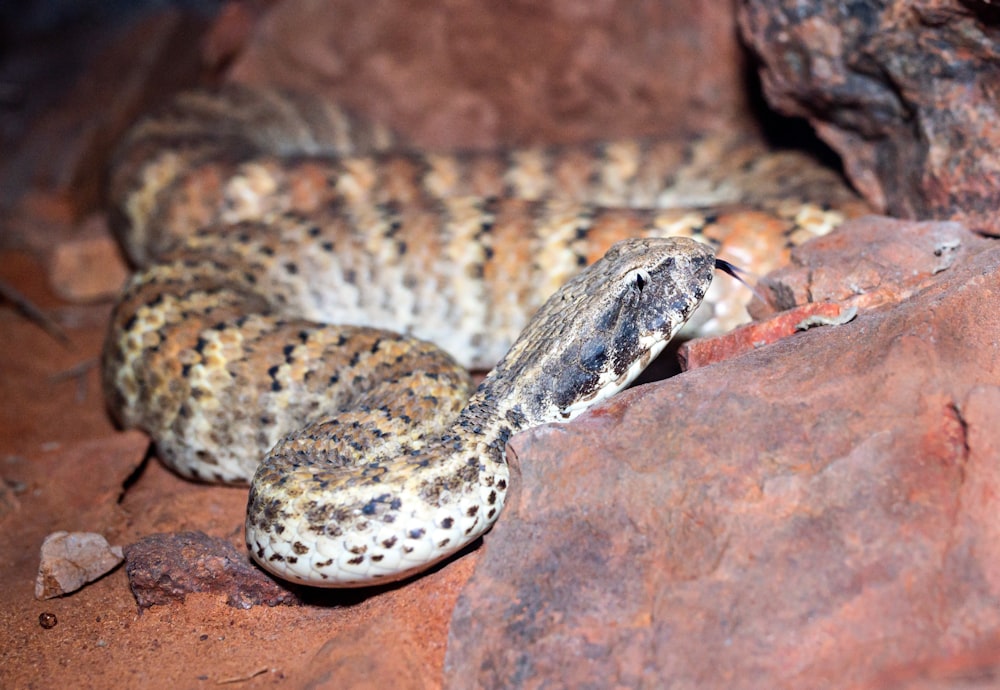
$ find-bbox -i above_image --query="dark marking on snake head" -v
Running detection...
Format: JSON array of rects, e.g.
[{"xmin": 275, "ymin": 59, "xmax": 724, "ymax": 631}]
[
  {"xmin": 408, "ymin": 528, "xmax": 425, "ymax": 539},
  {"xmin": 440, "ymin": 517, "xmax": 454, "ymax": 529},
  {"xmin": 579, "ymin": 339, "xmax": 607, "ymax": 372},
  {"xmin": 347, "ymin": 556, "xmax": 364, "ymax": 565},
  {"xmin": 611, "ymin": 320, "xmax": 640, "ymax": 377},
  {"xmin": 381, "ymin": 536, "xmax": 398, "ymax": 549},
  {"xmin": 551, "ymin": 365, "xmax": 598, "ymax": 409}
]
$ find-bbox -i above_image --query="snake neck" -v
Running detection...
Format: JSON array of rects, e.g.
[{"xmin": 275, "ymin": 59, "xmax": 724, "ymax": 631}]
[{"xmin": 450, "ymin": 386, "xmax": 521, "ymax": 465}]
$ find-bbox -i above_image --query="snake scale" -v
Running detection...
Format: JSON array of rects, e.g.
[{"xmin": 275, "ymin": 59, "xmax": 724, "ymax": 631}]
[{"xmin": 103, "ymin": 85, "xmax": 866, "ymax": 587}]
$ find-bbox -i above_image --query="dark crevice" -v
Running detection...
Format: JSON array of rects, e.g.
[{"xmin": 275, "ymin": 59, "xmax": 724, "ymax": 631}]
[
  {"xmin": 117, "ymin": 441, "xmax": 154, "ymax": 504},
  {"xmin": 741, "ymin": 51, "xmax": 847, "ymax": 174}
]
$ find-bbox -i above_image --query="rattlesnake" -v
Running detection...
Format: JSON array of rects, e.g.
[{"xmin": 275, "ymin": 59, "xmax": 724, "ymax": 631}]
[{"xmin": 103, "ymin": 85, "xmax": 866, "ymax": 586}]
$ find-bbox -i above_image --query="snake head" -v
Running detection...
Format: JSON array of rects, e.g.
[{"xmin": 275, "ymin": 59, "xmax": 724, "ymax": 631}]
[{"xmin": 489, "ymin": 236, "xmax": 716, "ymax": 424}]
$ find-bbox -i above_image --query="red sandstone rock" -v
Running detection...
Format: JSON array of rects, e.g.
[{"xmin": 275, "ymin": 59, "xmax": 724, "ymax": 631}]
[
  {"xmin": 739, "ymin": 0, "xmax": 1000, "ymax": 234},
  {"xmin": 228, "ymin": 0, "xmax": 755, "ymax": 149},
  {"xmin": 754, "ymin": 217, "xmax": 970, "ymax": 312},
  {"xmin": 680, "ymin": 301, "xmax": 852, "ymax": 369},
  {"xmin": 444, "ymin": 218, "xmax": 1000, "ymax": 688}
]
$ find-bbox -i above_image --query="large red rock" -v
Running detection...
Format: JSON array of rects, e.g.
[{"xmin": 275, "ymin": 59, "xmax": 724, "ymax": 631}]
[
  {"xmin": 739, "ymin": 0, "xmax": 1000, "ymax": 234},
  {"xmin": 444, "ymin": 217, "xmax": 1000, "ymax": 688},
  {"xmin": 228, "ymin": 0, "xmax": 755, "ymax": 149}
]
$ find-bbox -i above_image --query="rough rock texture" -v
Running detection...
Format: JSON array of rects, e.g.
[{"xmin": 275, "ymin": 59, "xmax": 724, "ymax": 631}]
[
  {"xmin": 35, "ymin": 531, "xmax": 124, "ymax": 600},
  {"xmin": 739, "ymin": 0, "xmax": 1000, "ymax": 234},
  {"xmin": 755, "ymin": 217, "xmax": 967, "ymax": 314},
  {"xmin": 228, "ymin": 0, "xmax": 755, "ymax": 149},
  {"xmin": 123, "ymin": 532, "xmax": 303, "ymax": 610},
  {"xmin": 445, "ymin": 217, "xmax": 1000, "ymax": 688}
]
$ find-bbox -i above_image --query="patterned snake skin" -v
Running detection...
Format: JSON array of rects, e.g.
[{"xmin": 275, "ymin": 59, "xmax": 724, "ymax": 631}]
[{"xmin": 103, "ymin": 85, "xmax": 868, "ymax": 586}]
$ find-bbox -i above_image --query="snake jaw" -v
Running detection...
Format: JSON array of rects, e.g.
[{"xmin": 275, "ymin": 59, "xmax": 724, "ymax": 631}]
[{"xmin": 557, "ymin": 333, "xmax": 670, "ymax": 420}]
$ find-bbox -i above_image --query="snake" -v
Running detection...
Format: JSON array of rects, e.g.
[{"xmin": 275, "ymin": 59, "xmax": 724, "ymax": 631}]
[{"xmin": 103, "ymin": 85, "xmax": 867, "ymax": 587}]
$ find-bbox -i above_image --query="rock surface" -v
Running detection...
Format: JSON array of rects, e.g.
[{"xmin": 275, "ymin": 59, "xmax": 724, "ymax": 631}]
[
  {"xmin": 739, "ymin": 0, "xmax": 1000, "ymax": 234},
  {"xmin": 35, "ymin": 531, "xmax": 124, "ymax": 599},
  {"xmin": 445, "ymin": 217, "xmax": 1000, "ymax": 688},
  {"xmin": 227, "ymin": 0, "xmax": 756, "ymax": 149},
  {"xmin": 123, "ymin": 532, "xmax": 303, "ymax": 610}
]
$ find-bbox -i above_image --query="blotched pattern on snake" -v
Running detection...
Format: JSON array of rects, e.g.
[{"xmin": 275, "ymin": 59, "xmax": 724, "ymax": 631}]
[{"xmin": 103, "ymin": 85, "xmax": 867, "ymax": 586}]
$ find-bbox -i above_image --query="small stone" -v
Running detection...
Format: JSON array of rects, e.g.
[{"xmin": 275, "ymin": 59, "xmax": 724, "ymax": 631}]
[
  {"xmin": 35, "ymin": 531, "xmax": 124, "ymax": 600},
  {"xmin": 38, "ymin": 612, "xmax": 58, "ymax": 629},
  {"xmin": 123, "ymin": 531, "xmax": 302, "ymax": 610}
]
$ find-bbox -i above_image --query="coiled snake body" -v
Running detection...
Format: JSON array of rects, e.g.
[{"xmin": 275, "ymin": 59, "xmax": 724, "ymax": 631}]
[{"xmin": 104, "ymin": 86, "xmax": 865, "ymax": 586}]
